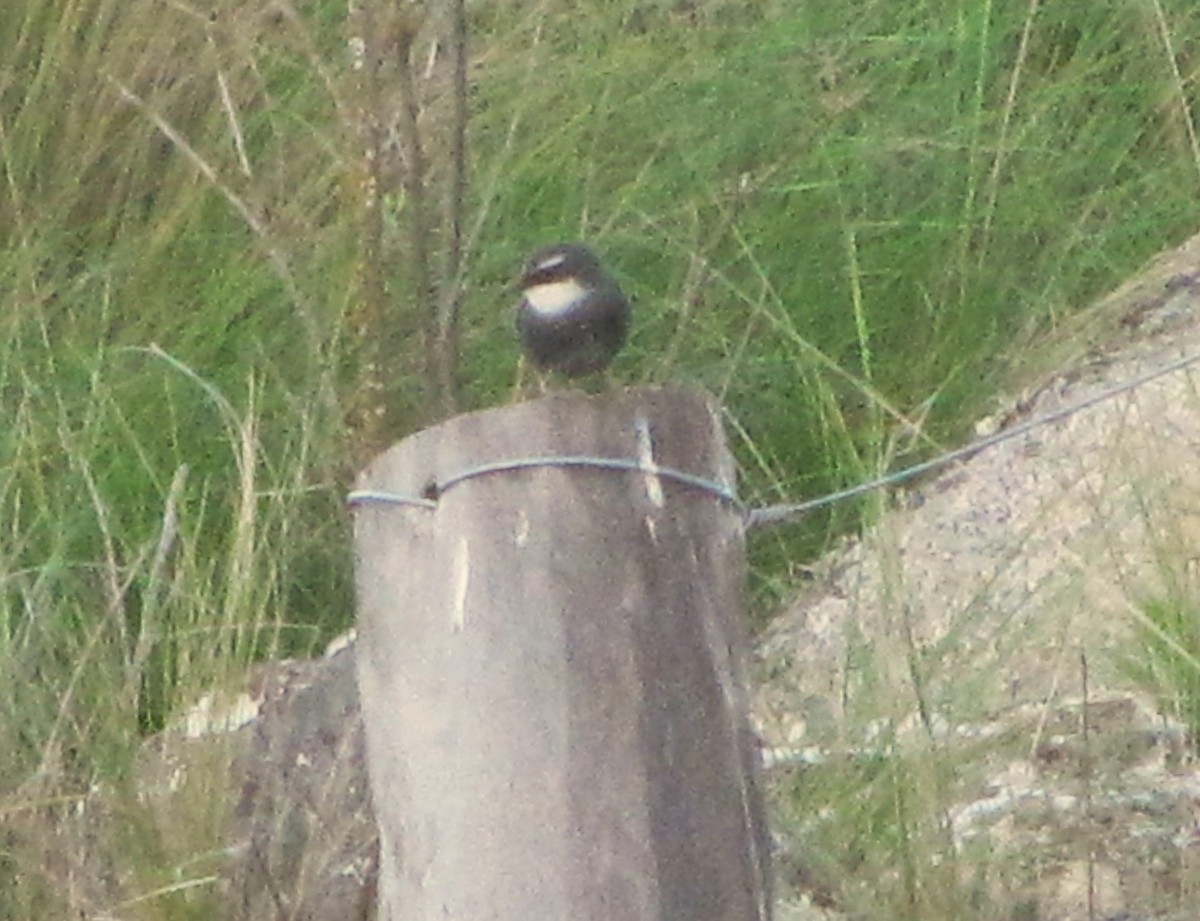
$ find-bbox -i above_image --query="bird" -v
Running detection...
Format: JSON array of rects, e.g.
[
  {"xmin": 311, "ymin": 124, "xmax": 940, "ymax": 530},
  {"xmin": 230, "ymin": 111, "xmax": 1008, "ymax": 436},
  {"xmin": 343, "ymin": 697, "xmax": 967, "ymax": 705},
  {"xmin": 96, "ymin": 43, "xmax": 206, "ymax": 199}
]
[{"xmin": 516, "ymin": 243, "xmax": 631, "ymax": 379}]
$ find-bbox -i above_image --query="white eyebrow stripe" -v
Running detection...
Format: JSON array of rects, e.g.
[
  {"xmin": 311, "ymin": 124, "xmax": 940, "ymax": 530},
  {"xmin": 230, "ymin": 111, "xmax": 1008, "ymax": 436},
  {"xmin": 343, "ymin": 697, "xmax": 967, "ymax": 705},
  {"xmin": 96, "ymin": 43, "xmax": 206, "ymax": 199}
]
[
  {"xmin": 534, "ymin": 252, "xmax": 568, "ymax": 272},
  {"xmin": 524, "ymin": 278, "xmax": 587, "ymax": 316}
]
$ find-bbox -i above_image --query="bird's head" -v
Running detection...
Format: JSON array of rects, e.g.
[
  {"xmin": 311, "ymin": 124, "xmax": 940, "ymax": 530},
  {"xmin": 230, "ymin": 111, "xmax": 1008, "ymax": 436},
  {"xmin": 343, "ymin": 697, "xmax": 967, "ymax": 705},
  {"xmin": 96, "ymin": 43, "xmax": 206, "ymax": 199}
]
[{"xmin": 519, "ymin": 243, "xmax": 606, "ymax": 318}]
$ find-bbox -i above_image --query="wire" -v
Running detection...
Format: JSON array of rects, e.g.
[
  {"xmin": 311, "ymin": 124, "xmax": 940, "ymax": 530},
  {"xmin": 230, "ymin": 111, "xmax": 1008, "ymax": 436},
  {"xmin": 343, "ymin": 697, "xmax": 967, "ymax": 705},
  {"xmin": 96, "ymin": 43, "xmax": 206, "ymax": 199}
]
[
  {"xmin": 346, "ymin": 455, "xmax": 741, "ymax": 511},
  {"xmin": 746, "ymin": 345, "xmax": 1200, "ymax": 528},
  {"xmin": 345, "ymin": 345, "xmax": 1200, "ymax": 530}
]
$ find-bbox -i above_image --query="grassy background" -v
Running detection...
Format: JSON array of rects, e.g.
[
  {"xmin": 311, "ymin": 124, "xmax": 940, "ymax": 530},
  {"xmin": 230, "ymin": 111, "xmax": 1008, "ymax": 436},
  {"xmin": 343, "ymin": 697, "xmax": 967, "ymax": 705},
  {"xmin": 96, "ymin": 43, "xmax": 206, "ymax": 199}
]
[{"xmin": 2, "ymin": 0, "xmax": 1199, "ymax": 917}]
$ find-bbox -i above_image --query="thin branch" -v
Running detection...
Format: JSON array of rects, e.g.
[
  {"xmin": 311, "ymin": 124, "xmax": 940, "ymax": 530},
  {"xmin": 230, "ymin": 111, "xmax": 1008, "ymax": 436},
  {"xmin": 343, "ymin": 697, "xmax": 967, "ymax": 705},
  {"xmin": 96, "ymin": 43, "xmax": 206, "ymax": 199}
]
[
  {"xmin": 393, "ymin": 21, "xmax": 440, "ymax": 415},
  {"xmin": 433, "ymin": 0, "xmax": 469, "ymax": 416},
  {"xmin": 345, "ymin": 2, "xmax": 391, "ymax": 454}
]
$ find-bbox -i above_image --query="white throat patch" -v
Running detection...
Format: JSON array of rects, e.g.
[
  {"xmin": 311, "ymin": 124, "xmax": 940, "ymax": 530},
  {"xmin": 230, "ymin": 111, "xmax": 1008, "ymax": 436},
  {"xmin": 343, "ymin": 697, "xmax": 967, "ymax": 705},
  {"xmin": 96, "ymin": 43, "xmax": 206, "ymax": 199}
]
[{"xmin": 523, "ymin": 278, "xmax": 587, "ymax": 317}]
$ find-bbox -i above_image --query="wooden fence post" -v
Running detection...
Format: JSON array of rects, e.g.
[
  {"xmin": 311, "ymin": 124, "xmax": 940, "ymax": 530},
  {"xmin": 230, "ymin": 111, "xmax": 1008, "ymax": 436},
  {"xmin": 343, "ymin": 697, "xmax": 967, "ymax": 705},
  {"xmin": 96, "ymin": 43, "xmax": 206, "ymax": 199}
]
[{"xmin": 350, "ymin": 386, "xmax": 771, "ymax": 921}]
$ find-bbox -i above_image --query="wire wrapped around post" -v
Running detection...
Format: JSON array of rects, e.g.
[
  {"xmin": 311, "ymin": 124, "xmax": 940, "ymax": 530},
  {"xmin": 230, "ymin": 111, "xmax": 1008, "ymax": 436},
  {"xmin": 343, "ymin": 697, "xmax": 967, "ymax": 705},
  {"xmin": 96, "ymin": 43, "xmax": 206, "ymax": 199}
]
[{"xmin": 350, "ymin": 386, "xmax": 772, "ymax": 921}]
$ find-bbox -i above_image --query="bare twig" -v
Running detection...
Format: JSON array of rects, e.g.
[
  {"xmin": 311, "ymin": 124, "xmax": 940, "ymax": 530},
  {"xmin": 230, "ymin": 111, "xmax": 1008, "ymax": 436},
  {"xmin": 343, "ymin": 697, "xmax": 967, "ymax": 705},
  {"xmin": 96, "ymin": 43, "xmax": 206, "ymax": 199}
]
[
  {"xmin": 345, "ymin": 2, "xmax": 391, "ymax": 454},
  {"xmin": 433, "ymin": 0, "xmax": 469, "ymax": 416},
  {"xmin": 393, "ymin": 19, "xmax": 439, "ymax": 416}
]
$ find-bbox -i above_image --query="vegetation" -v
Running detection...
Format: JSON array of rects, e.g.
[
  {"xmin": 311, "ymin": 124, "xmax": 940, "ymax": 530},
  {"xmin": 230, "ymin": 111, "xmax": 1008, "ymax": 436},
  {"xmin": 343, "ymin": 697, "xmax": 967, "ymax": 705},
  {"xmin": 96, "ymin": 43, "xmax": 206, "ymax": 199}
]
[
  {"xmin": 1126, "ymin": 585, "xmax": 1200, "ymax": 755},
  {"xmin": 3, "ymin": 0, "xmax": 1200, "ymax": 917}
]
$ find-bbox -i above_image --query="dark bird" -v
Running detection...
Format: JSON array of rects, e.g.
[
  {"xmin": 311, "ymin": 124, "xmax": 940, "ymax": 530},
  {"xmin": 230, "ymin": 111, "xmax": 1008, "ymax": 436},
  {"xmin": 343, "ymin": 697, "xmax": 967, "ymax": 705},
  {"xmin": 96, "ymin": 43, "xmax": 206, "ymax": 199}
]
[{"xmin": 516, "ymin": 243, "xmax": 631, "ymax": 378}]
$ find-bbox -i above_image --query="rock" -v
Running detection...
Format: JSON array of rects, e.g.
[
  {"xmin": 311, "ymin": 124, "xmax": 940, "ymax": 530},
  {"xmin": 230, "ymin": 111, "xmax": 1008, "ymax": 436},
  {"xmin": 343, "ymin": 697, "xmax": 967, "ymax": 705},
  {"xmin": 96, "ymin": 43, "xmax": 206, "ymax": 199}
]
[{"xmin": 138, "ymin": 641, "xmax": 376, "ymax": 921}]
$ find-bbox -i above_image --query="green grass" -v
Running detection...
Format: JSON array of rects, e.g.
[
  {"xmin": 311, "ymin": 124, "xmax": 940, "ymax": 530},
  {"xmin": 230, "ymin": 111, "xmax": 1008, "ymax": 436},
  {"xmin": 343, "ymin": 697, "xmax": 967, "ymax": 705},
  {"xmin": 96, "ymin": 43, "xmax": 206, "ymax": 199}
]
[
  {"xmin": 462, "ymin": 0, "xmax": 1200, "ymax": 602},
  {"xmin": 3, "ymin": 0, "xmax": 1200, "ymax": 917},
  {"xmin": 1126, "ymin": 589, "xmax": 1200, "ymax": 753}
]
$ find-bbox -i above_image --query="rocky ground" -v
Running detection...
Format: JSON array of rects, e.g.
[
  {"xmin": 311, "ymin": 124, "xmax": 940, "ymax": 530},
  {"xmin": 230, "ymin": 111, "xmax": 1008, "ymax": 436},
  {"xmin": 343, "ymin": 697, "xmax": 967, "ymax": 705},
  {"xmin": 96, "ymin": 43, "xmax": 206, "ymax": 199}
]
[{"xmin": 756, "ymin": 231, "xmax": 1200, "ymax": 920}]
